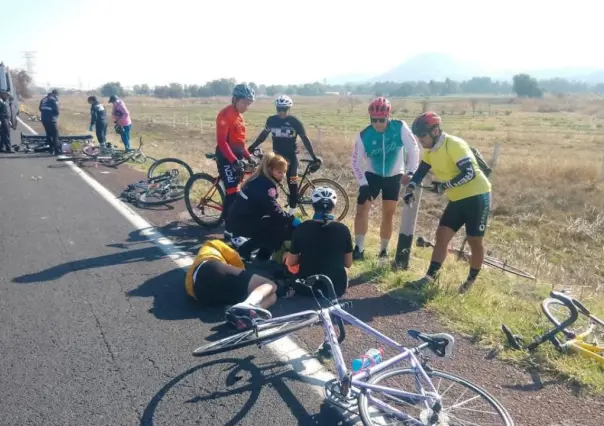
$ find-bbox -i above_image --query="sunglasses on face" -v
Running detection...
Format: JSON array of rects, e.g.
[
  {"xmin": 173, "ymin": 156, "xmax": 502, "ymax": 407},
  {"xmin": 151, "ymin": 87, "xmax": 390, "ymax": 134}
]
[
  {"xmin": 416, "ymin": 132, "xmax": 428, "ymax": 138},
  {"xmin": 370, "ymin": 117, "xmax": 386, "ymax": 123},
  {"xmin": 277, "ymin": 107, "xmax": 290, "ymax": 112}
]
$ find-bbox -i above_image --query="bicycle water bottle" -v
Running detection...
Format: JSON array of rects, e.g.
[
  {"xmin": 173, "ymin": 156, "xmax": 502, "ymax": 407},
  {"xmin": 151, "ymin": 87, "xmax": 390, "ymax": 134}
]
[{"xmin": 351, "ymin": 348, "xmax": 384, "ymax": 372}]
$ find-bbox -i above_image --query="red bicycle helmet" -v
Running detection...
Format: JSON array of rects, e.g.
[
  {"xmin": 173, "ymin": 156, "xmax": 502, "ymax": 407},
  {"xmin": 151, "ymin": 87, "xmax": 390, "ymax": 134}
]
[
  {"xmin": 411, "ymin": 111, "xmax": 442, "ymax": 136},
  {"xmin": 368, "ymin": 97, "xmax": 392, "ymax": 117}
]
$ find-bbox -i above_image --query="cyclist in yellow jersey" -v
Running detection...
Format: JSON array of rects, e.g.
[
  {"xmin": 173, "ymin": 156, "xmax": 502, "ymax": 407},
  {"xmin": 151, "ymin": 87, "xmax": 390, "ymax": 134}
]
[
  {"xmin": 403, "ymin": 112, "xmax": 492, "ymax": 293},
  {"xmin": 186, "ymin": 239, "xmax": 290, "ymax": 330}
]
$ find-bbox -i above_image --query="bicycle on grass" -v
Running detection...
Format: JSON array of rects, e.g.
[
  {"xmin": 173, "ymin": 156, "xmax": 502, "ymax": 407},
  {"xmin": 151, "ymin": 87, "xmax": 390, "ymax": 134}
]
[
  {"xmin": 184, "ymin": 151, "xmax": 350, "ymax": 228},
  {"xmin": 502, "ymin": 291, "xmax": 604, "ymax": 364},
  {"xmin": 192, "ymin": 275, "xmax": 515, "ymax": 425},
  {"xmin": 416, "ymin": 236, "xmax": 535, "ymax": 280}
]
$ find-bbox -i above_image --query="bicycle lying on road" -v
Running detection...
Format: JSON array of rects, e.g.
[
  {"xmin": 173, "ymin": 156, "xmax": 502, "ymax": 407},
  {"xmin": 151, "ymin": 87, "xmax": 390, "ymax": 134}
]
[
  {"xmin": 184, "ymin": 151, "xmax": 350, "ymax": 227},
  {"xmin": 81, "ymin": 136, "xmax": 154, "ymax": 167},
  {"xmin": 120, "ymin": 166, "xmax": 187, "ymax": 208},
  {"xmin": 502, "ymin": 291, "xmax": 603, "ymax": 364},
  {"xmin": 192, "ymin": 274, "xmax": 515, "ymax": 425},
  {"xmin": 416, "ymin": 236, "xmax": 535, "ymax": 280}
]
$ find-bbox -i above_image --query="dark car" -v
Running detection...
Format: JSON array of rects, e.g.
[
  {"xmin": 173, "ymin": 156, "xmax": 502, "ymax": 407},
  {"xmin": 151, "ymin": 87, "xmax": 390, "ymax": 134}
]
[{"xmin": 0, "ymin": 62, "xmax": 21, "ymax": 130}]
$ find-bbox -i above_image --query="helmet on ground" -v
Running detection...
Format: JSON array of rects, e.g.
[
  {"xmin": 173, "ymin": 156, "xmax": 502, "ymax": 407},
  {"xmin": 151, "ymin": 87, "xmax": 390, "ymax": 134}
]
[
  {"xmin": 108, "ymin": 95, "xmax": 118, "ymax": 103},
  {"xmin": 411, "ymin": 111, "xmax": 441, "ymax": 136},
  {"xmin": 368, "ymin": 97, "xmax": 391, "ymax": 117},
  {"xmin": 275, "ymin": 95, "xmax": 293, "ymax": 108},
  {"xmin": 232, "ymin": 84, "xmax": 255, "ymax": 101},
  {"xmin": 311, "ymin": 187, "xmax": 337, "ymax": 211}
]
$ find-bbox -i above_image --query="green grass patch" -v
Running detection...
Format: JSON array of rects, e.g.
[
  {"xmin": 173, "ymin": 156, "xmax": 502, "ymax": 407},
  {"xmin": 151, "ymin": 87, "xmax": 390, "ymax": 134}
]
[{"xmin": 348, "ymin": 245, "xmax": 604, "ymax": 395}]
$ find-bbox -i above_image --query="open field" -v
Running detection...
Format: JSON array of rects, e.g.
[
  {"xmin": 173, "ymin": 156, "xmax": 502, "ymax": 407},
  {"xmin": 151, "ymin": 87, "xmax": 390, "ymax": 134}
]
[{"xmin": 23, "ymin": 93, "xmax": 604, "ymax": 392}]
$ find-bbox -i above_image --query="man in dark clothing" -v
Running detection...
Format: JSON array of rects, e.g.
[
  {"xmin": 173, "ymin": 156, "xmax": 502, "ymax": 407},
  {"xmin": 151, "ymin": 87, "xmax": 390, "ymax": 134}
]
[
  {"xmin": 39, "ymin": 89, "xmax": 61, "ymax": 155},
  {"xmin": 87, "ymin": 96, "xmax": 108, "ymax": 146},
  {"xmin": 0, "ymin": 92, "xmax": 14, "ymax": 153}
]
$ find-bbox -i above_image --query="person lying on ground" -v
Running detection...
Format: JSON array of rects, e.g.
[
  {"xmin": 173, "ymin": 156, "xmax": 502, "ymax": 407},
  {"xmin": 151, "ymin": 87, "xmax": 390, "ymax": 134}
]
[
  {"xmin": 284, "ymin": 187, "xmax": 353, "ymax": 298},
  {"xmin": 225, "ymin": 151, "xmax": 302, "ymax": 262},
  {"xmin": 185, "ymin": 239, "xmax": 293, "ymax": 331}
]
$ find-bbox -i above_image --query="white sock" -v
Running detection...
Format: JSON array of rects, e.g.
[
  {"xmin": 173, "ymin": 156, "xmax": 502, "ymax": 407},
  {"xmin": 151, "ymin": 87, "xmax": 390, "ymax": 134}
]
[
  {"xmin": 244, "ymin": 291, "xmax": 263, "ymax": 307},
  {"xmin": 355, "ymin": 235, "xmax": 365, "ymax": 252},
  {"xmin": 288, "ymin": 207, "xmax": 296, "ymax": 215},
  {"xmin": 380, "ymin": 239, "xmax": 389, "ymax": 252}
]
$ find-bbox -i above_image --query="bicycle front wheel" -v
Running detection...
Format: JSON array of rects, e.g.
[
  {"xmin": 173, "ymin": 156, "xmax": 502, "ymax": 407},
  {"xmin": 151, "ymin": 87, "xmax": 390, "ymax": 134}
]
[
  {"xmin": 192, "ymin": 311, "xmax": 320, "ymax": 357},
  {"xmin": 357, "ymin": 368, "xmax": 514, "ymax": 426},
  {"xmin": 298, "ymin": 178, "xmax": 350, "ymax": 222},
  {"xmin": 136, "ymin": 185, "xmax": 186, "ymax": 206},
  {"xmin": 184, "ymin": 173, "xmax": 225, "ymax": 227}
]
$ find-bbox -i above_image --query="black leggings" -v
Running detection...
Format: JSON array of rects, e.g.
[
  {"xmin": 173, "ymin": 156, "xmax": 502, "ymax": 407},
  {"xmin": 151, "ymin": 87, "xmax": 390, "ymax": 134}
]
[
  {"xmin": 95, "ymin": 121, "xmax": 107, "ymax": 145},
  {"xmin": 216, "ymin": 146, "xmax": 244, "ymax": 219},
  {"xmin": 42, "ymin": 120, "xmax": 60, "ymax": 153},
  {"xmin": 276, "ymin": 149, "xmax": 298, "ymax": 208}
]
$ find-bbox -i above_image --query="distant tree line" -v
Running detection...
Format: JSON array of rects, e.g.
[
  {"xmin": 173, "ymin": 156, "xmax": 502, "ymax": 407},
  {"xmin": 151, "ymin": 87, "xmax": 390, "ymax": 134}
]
[
  {"xmin": 105, "ymin": 74, "xmax": 604, "ymax": 99},
  {"xmin": 10, "ymin": 69, "xmax": 604, "ymax": 101}
]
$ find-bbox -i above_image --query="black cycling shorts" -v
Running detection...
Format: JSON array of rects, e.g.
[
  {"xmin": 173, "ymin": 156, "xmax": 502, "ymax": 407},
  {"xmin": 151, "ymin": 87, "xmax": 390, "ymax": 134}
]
[
  {"xmin": 192, "ymin": 260, "xmax": 253, "ymax": 306},
  {"xmin": 439, "ymin": 192, "xmax": 491, "ymax": 237},
  {"xmin": 358, "ymin": 172, "xmax": 402, "ymax": 204}
]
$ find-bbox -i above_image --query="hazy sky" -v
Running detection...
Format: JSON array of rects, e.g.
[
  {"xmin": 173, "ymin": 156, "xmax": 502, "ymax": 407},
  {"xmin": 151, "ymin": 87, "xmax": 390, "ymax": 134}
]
[{"xmin": 2, "ymin": 0, "xmax": 601, "ymax": 88}]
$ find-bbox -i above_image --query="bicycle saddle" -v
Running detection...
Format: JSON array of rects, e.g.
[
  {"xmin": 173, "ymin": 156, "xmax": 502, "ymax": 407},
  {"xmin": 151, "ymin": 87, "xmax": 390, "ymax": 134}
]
[{"xmin": 408, "ymin": 330, "xmax": 455, "ymax": 358}]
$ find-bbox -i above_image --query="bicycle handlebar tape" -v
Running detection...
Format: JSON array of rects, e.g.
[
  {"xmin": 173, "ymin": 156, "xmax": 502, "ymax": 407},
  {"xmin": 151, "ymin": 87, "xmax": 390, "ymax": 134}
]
[{"xmin": 394, "ymin": 185, "xmax": 424, "ymax": 270}]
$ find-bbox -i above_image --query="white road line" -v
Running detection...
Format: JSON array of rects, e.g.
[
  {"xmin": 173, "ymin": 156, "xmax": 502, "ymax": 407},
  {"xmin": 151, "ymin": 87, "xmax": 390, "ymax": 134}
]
[{"xmin": 17, "ymin": 118, "xmax": 359, "ymax": 423}]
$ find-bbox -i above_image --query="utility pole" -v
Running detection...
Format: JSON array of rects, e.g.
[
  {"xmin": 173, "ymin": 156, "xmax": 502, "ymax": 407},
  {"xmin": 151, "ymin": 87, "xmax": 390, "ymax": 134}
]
[{"xmin": 22, "ymin": 51, "xmax": 37, "ymax": 85}]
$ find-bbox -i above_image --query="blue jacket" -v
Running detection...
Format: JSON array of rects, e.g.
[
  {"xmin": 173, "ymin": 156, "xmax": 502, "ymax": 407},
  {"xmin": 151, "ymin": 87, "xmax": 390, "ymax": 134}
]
[
  {"xmin": 226, "ymin": 175, "xmax": 293, "ymax": 235},
  {"xmin": 39, "ymin": 94, "xmax": 59, "ymax": 123}
]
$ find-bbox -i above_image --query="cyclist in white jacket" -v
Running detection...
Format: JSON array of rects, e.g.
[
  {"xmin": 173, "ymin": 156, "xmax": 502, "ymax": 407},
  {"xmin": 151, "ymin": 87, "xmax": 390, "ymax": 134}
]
[{"xmin": 351, "ymin": 97, "xmax": 420, "ymax": 260}]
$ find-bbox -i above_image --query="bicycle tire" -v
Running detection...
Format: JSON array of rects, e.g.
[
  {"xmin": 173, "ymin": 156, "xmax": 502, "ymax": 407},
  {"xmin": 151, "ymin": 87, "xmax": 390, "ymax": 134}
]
[
  {"xmin": 147, "ymin": 157, "xmax": 194, "ymax": 181},
  {"xmin": 184, "ymin": 172, "xmax": 225, "ymax": 227},
  {"xmin": 298, "ymin": 178, "xmax": 350, "ymax": 222},
  {"xmin": 357, "ymin": 368, "xmax": 514, "ymax": 426},
  {"xmin": 82, "ymin": 145, "xmax": 101, "ymax": 157},
  {"xmin": 482, "ymin": 256, "xmax": 535, "ymax": 280},
  {"xmin": 192, "ymin": 312, "xmax": 320, "ymax": 357},
  {"xmin": 541, "ymin": 297, "xmax": 599, "ymax": 340},
  {"xmin": 136, "ymin": 185, "xmax": 186, "ymax": 206}
]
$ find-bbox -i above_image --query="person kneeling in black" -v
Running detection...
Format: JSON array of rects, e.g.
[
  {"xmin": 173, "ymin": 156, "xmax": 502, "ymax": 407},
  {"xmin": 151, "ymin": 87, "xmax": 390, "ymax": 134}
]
[
  {"xmin": 285, "ymin": 187, "xmax": 353, "ymax": 298},
  {"xmin": 225, "ymin": 151, "xmax": 302, "ymax": 261}
]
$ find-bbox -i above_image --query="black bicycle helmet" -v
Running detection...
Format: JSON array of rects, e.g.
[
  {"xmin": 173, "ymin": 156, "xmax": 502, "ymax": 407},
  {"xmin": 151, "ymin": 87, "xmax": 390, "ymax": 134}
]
[{"xmin": 232, "ymin": 84, "xmax": 255, "ymax": 101}]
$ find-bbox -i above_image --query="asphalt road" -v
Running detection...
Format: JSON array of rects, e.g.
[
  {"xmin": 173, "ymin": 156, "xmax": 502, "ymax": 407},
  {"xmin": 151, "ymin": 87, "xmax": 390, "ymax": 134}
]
[{"xmin": 0, "ymin": 124, "xmax": 347, "ymax": 426}]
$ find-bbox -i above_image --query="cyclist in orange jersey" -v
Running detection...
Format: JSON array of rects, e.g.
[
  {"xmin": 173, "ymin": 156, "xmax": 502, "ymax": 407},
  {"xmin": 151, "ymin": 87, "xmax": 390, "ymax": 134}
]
[{"xmin": 215, "ymin": 83, "xmax": 256, "ymax": 219}]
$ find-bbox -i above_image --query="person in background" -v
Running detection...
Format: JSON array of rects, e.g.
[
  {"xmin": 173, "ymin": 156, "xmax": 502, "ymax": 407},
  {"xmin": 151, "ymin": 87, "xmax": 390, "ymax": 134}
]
[
  {"xmin": 248, "ymin": 95, "xmax": 322, "ymax": 214},
  {"xmin": 87, "ymin": 96, "xmax": 108, "ymax": 147},
  {"xmin": 0, "ymin": 92, "xmax": 14, "ymax": 153},
  {"xmin": 39, "ymin": 89, "xmax": 61, "ymax": 155},
  {"xmin": 285, "ymin": 187, "xmax": 353, "ymax": 298},
  {"xmin": 350, "ymin": 97, "xmax": 420, "ymax": 260},
  {"xmin": 109, "ymin": 95, "xmax": 132, "ymax": 150}
]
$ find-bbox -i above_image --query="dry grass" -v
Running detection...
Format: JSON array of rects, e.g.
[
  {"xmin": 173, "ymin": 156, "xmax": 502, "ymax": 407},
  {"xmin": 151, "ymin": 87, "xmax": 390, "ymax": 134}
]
[{"xmin": 25, "ymin": 93, "xmax": 604, "ymax": 391}]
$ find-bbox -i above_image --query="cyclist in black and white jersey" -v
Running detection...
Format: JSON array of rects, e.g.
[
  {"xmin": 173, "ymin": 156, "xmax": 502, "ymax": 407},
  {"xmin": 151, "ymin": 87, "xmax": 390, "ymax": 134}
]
[{"xmin": 248, "ymin": 95, "xmax": 322, "ymax": 213}]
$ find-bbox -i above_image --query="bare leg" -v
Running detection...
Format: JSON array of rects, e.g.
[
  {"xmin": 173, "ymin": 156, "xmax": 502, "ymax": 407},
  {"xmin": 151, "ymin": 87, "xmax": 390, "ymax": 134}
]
[
  {"xmin": 466, "ymin": 236, "xmax": 485, "ymax": 270},
  {"xmin": 246, "ymin": 275, "xmax": 278, "ymax": 309},
  {"xmin": 379, "ymin": 200, "xmax": 397, "ymax": 252}
]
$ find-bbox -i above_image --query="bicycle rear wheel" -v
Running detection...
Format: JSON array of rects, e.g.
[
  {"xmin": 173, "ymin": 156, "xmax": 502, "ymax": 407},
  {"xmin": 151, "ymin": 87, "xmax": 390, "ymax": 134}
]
[
  {"xmin": 184, "ymin": 172, "xmax": 225, "ymax": 227},
  {"xmin": 147, "ymin": 157, "xmax": 194, "ymax": 181},
  {"xmin": 298, "ymin": 178, "xmax": 350, "ymax": 222},
  {"xmin": 192, "ymin": 311, "xmax": 320, "ymax": 357},
  {"xmin": 357, "ymin": 368, "xmax": 514, "ymax": 426}
]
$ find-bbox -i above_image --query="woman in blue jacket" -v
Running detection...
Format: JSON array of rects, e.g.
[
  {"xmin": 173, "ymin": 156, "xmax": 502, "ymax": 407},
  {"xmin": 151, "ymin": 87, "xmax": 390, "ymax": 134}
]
[{"xmin": 225, "ymin": 151, "xmax": 301, "ymax": 261}]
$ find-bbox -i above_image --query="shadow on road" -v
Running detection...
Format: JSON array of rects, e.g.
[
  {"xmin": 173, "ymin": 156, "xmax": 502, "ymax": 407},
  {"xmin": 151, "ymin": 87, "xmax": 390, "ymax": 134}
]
[
  {"xmin": 11, "ymin": 221, "xmax": 219, "ymax": 285},
  {"xmin": 141, "ymin": 355, "xmax": 354, "ymax": 426}
]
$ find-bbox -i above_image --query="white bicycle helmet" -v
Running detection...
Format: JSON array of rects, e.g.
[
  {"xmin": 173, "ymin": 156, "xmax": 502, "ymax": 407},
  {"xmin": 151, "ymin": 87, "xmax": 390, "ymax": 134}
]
[
  {"xmin": 275, "ymin": 95, "xmax": 293, "ymax": 108},
  {"xmin": 311, "ymin": 187, "xmax": 337, "ymax": 211}
]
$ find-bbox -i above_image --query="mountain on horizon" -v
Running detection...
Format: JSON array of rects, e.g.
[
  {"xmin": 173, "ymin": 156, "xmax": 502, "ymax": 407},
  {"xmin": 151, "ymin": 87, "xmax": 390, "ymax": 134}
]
[{"xmin": 325, "ymin": 53, "xmax": 604, "ymax": 84}]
